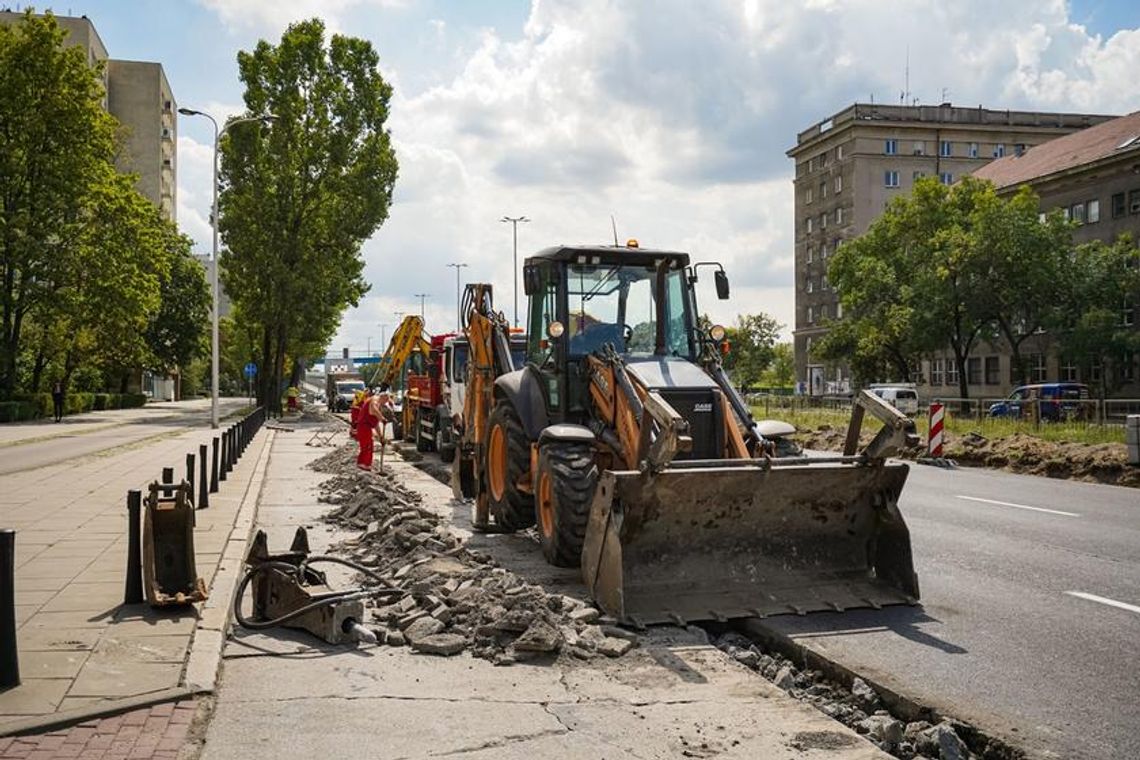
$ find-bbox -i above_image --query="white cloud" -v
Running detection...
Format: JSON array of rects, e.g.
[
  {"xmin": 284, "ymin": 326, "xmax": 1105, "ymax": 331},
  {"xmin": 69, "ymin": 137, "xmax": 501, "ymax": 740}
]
[
  {"xmin": 175, "ymin": 135, "xmax": 215, "ymax": 254},
  {"xmin": 189, "ymin": 0, "xmax": 1138, "ymax": 353},
  {"xmin": 197, "ymin": 0, "xmax": 407, "ymax": 34}
]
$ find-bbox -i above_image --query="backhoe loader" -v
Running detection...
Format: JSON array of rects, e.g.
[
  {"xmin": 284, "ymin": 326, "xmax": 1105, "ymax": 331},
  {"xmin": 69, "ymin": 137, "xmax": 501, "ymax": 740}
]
[{"xmin": 456, "ymin": 243, "xmax": 921, "ymax": 626}]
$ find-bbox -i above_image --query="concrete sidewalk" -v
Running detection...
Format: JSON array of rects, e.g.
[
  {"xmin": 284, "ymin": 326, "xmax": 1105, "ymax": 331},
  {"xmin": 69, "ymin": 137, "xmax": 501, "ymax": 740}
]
[
  {"xmin": 0, "ymin": 398, "xmax": 225, "ymax": 448},
  {"xmin": 0, "ymin": 411, "xmax": 274, "ymax": 732},
  {"xmin": 196, "ymin": 429, "xmax": 889, "ymax": 759}
]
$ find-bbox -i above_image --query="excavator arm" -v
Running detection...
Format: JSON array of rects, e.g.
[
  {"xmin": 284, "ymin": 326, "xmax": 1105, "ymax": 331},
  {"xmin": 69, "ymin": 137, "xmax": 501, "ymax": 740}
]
[{"xmin": 371, "ymin": 315, "xmax": 432, "ymax": 390}]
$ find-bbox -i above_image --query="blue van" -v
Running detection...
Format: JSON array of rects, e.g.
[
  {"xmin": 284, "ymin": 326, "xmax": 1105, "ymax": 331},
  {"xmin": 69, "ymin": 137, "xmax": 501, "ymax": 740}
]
[{"xmin": 987, "ymin": 383, "xmax": 1090, "ymax": 421}]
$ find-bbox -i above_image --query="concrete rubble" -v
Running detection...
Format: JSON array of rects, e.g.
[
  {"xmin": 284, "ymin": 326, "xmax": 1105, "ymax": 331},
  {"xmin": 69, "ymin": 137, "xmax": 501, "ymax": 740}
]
[{"xmin": 308, "ymin": 445, "xmax": 638, "ymax": 664}]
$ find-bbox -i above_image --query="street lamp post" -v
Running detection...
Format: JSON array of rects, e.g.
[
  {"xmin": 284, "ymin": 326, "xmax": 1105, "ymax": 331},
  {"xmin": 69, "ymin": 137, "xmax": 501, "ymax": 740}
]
[
  {"xmin": 413, "ymin": 294, "xmax": 429, "ymax": 321},
  {"xmin": 446, "ymin": 263, "xmax": 468, "ymax": 331},
  {"xmin": 500, "ymin": 215, "xmax": 529, "ymax": 328},
  {"xmin": 378, "ymin": 323, "xmax": 387, "ymax": 353},
  {"xmin": 178, "ymin": 108, "xmax": 274, "ymax": 428}
]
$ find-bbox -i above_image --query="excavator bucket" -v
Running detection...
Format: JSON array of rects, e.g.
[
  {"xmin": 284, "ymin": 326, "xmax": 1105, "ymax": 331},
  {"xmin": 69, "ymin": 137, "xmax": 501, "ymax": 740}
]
[{"xmin": 581, "ymin": 459, "xmax": 918, "ymax": 626}]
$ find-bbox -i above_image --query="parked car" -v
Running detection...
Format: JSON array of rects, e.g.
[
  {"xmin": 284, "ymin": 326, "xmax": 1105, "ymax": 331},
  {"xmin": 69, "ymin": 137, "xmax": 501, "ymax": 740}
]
[
  {"xmin": 868, "ymin": 384, "xmax": 919, "ymax": 416},
  {"xmin": 987, "ymin": 383, "xmax": 1090, "ymax": 421}
]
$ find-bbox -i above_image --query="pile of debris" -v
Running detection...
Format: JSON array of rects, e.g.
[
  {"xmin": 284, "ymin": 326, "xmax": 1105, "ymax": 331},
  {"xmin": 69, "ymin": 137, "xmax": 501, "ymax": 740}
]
[
  {"xmin": 309, "ymin": 446, "xmax": 637, "ymax": 663},
  {"xmin": 714, "ymin": 632, "xmax": 1000, "ymax": 760}
]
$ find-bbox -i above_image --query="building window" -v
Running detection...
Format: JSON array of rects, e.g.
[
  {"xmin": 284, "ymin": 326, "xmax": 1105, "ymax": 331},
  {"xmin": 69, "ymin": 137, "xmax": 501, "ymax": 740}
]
[
  {"xmin": 969, "ymin": 142, "xmax": 979, "ymax": 158},
  {"xmin": 930, "ymin": 358, "xmax": 944, "ymax": 386},
  {"xmin": 1071, "ymin": 202, "xmax": 1085, "ymax": 224},
  {"xmin": 1090, "ymin": 361, "xmax": 1103, "ymax": 383},
  {"xmin": 833, "ymin": 237, "xmax": 842, "ymax": 256},
  {"xmin": 805, "ymin": 187, "xmax": 813, "ymax": 205},
  {"xmin": 837, "ymin": 144, "xmax": 845, "ymax": 160},
  {"xmin": 1060, "ymin": 358, "xmax": 1078, "ymax": 382},
  {"xmin": 1088, "ymin": 199, "xmax": 1100, "ymax": 223},
  {"xmin": 1119, "ymin": 353, "xmax": 1136, "ymax": 383},
  {"xmin": 820, "ymin": 242, "xmax": 829, "ymax": 259},
  {"xmin": 913, "ymin": 170, "xmax": 925, "ymax": 182},
  {"xmin": 1029, "ymin": 353, "xmax": 1047, "ymax": 383},
  {"xmin": 940, "ymin": 140, "xmax": 952, "ymax": 157},
  {"xmin": 939, "ymin": 172, "xmax": 953, "ymax": 185},
  {"xmin": 967, "ymin": 357, "xmax": 982, "ymax": 386},
  {"xmin": 820, "ymin": 212, "xmax": 828, "ymax": 230},
  {"xmin": 834, "ymin": 175, "xmax": 843, "ymax": 193},
  {"xmin": 820, "ymin": 304, "xmax": 828, "ymax": 320},
  {"xmin": 1124, "ymin": 299, "xmax": 1136, "ymax": 327},
  {"xmin": 1131, "ymin": 189, "xmax": 1140, "ymax": 214},
  {"xmin": 835, "ymin": 207, "xmax": 844, "ymax": 225},
  {"xmin": 806, "ymin": 217, "xmax": 813, "ymax": 234},
  {"xmin": 836, "ymin": 300, "xmax": 843, "ymax": 319},
  {"xmin": 1112, "ymin": 192, "xmax": 1126, "ymax": 218},
  {"xmin": 821, "ymin": 274, "xmax": 829, "ymax": 290},
  {"xmin": 806, "ymin": 245, "xmax": 814, "ymax": 263},
  {"xmin": 806, "ymin": 279, "xmax": 814, "ymax": 293},
  {"xmin": 807, "ymin": 306, "xmax": 814, "ymax": 324},
  {"xmin": 885, "ymin": 170, "xmax": 900, "ymax": 188},
  {"xmin": 885, "ymin": 139, "xmax": 898, "ymax": 155},
  {"xmin": 993, "ymin": 144, "xmax": 1005, "ymax": 158},
  {"xmin": 1014, "ymin": 143, "xmax": 1026, "ymax": 156},
  {"xmin": 946, "ymin": 359, "xmax": 959, "ymax": 387},
  {"xmin": 913, "ymin": 140, "xmax": 924, "ymax": 156},
  {"xmin": 984, "ymin": 356, "xmax": 1000, "ymax": 385}
]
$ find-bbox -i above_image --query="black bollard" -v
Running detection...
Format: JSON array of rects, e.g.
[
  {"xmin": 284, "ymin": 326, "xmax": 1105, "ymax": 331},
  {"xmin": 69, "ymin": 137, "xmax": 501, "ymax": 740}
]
[
  {"xmin": 185, "ymin": 452, "xmax": 195, "ymax": 504},
  {"xmin": 210, "ymin": 436, "xmax": 220, "ymax": 492},
  {"xmin": 219, "ymin": 433, "xmax": 228, "ymax": 482},
  {"xmin": 162, "ymin": 467, "xmax": 174, "ymax": 485},
  {"xmin": 199, "ymin": 444, "xmax": 209, "ymax": 509},
  {"xmin": 123, "ymin": 491, "xmax": 143, "ymax": 605},
  {"xmin": 1, "ymin": 528, "xmax": 18, "ymax": 689},
  {"xmin": 226, "ymin": 427, "xmax": 235, "ymax": 469}
]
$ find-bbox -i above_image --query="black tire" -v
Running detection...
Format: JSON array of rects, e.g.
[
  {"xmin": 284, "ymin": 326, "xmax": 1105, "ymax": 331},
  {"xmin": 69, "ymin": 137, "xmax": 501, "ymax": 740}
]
[
  {"xmin": 454, "ymin": 452, "xmax": 476, "ymax": 499},
  {"xmin": 391, "ymin": 412, "xmax": 404, "ymax": 442},
  {"xmin": 415, "ymin": 407, "xmax": 432, "ymax": 452},
  {"xmin": 536, "ymin": 440, "xmax": 598, "ymax": 567},
  {"xmin": 436, "ymin": 406, "xmax": 456, "ymax": 463},
  {"xmin": 485, "ymin": 401, "xmax": 535, "ymax": 530}
]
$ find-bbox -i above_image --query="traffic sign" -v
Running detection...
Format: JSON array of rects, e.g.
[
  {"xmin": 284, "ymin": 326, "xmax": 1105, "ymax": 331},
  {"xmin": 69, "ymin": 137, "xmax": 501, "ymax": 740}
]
[{"xmin": 243, "ymin": 362, "xmax": 257, "ymax": 379}]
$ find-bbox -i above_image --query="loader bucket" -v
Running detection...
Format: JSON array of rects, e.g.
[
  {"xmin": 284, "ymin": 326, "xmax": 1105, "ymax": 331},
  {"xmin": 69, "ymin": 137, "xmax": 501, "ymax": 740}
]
[{"xmin": 580, "ymin": 460, "xmax": 918, "ymax": 626}]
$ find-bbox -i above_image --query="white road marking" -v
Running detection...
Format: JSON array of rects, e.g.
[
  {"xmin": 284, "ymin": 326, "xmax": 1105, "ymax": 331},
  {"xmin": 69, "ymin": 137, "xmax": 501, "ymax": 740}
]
[
  {"xmin": 1065, "ymin": 591, "xmax": 1140, "ymax": 615},
  {"xmin": 954, "ymin": 495, "xmax": 1080, "ymax": 517}
]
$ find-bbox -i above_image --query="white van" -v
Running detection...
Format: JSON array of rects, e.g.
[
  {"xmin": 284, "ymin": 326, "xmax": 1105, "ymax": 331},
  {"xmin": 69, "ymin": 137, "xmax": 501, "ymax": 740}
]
[{"xmin": 868, "ymin": 384, "xmax": 919, "ymax": 416}]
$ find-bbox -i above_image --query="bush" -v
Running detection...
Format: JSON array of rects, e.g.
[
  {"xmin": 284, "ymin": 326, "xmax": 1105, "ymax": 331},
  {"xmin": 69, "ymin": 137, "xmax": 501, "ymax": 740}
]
[
  {"xmin": 120, "ymin": 393, "xmax": 147, "ymax": 409},
  {"xmin": 93, "ymin": 393, "xmax": 111, "ymax": 410},
  {"xmin": 0, "ymin": 401, "xmax": 38, "ymax": 422},
  {"xmin": 12, "ymin": 392, "xmax": 52, "ymax": 418},
  {"xmin": 65, "ymin": 392, "xmax": 94, "ymax": 414}
]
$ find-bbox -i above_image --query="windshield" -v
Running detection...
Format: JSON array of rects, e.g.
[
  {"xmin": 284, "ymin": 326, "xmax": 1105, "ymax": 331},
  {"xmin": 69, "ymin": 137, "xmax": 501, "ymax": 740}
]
[
  {"xmin": 338, "ymin": 381, "xmax": 364, "ymax": 393},
  {"xmin": 565, "ymin": 263, "xmax": 693, "ymax": 359}
]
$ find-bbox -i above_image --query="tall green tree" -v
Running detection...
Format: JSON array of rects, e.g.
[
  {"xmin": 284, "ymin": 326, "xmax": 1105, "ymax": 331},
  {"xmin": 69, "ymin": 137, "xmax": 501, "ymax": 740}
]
[
  {"xmin": 219, "ymin": 18, "xmax": 398, "ymax": 411},
  {"xmin": 722, "ymin": 313, "xmax": 781, "ymax": 389},
  {"xmin": 146, "ymin": 233, "xmax": 211, "ymax": 376},
  {"xmin": 760, "ymin": 342, "xmax": 795, "ymax": 388},
  {"xmin": 0, "ymin": 11, "xmax": 118, "ymax": 395}
]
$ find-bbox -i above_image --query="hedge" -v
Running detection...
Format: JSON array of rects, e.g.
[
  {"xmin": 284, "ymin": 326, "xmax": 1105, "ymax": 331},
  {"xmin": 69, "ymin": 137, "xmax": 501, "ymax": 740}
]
[
  {"xmin": 0, "ymin": 401, "xmax": 38, "ymax": 422},
  {"xmin": 2, "ymin": 391, "xmax": 147, "ymax": 420}
]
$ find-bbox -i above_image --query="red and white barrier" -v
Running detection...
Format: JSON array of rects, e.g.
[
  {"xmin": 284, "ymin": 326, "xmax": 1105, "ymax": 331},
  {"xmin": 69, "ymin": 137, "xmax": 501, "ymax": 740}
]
[{"xmin": 928, "ymin": 402, "xmax": 944, "ymax": 458}]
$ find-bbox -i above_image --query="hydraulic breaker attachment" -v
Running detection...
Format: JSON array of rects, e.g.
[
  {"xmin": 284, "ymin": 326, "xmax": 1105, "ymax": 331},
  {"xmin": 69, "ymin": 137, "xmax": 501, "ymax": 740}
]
[
  {"xmin": 143, "ymin": 481, "xmax": 207, "ymax": 607},
  {"xmin": 240, "ymin": 528, "xmax": 374, "ymax": 645}
]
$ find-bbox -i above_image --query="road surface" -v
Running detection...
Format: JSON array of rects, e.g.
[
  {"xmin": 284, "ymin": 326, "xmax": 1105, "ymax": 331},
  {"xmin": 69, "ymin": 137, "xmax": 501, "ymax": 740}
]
[{"xmin": 760, "ymin": 461, "xmax": 1140, "ymax": 760}]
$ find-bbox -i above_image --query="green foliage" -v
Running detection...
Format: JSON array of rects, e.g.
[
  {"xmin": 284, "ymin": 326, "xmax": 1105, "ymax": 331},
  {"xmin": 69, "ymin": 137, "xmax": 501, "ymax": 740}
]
[
  {"xmin": 219, "ymin": 18, "xmax": 398, "ymax": 411},
  {"xmin": 759, "ymin": 342, "xmax": 795, "ymax": 388},
  {"xmin": 722, "ymin": 313, "xmax": 782, "ymax": 388},
  {"xmin": 0, "ymin": 400, "xmax": 38, "ymax": 422},
  {"xmin": 146, "ymin": 240, "xmax": 211, "ymax": 372}
]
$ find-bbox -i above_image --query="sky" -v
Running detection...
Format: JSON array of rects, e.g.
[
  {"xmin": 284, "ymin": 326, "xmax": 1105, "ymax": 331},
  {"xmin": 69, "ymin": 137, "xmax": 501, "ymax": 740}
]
[{"xmin": 16, "ymin": 0, "xmax": 1140, "ymax": 353}]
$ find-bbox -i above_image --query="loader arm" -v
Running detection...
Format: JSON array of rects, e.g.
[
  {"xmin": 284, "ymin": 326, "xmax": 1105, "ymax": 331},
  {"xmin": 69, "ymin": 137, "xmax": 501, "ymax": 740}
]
[{"xmin": 374, "ymin": 315, "xmax": 432, "ymax": 389}]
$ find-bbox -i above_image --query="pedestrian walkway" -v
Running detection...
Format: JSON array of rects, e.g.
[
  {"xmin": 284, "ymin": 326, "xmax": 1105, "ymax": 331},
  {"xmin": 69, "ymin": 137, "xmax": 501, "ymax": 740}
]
[
  {"xmin": 0, "ymin": 699, "xmax": 197, "ymax": 759},
  {"xmin": 0, "ymin": 399, "xmax": 217, "ymax": 448},
  {"xmin": 0, "ymin": 408, "xmax": 273, "ymax": 732}
]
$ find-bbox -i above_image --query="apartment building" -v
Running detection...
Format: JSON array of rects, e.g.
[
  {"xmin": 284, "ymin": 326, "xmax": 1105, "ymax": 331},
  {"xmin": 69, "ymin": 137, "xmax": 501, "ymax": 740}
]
[
  {"xmin": 0, "ymin": 11, "xmax": 177, "ymax": 221},
  {"xmin": 787, "ymin": 103, "xmax": 1114, "ymax": 396},
  {"xmin": 916, "ymin": 110, "xmax": 1140, "ymax": 401}
]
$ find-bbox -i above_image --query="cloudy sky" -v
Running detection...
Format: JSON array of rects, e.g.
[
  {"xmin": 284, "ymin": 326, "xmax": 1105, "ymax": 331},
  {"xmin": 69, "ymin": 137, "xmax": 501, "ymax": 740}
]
[{"xmin": 35, "ymin": 0, "xmax": 1140, "ymax": 353}]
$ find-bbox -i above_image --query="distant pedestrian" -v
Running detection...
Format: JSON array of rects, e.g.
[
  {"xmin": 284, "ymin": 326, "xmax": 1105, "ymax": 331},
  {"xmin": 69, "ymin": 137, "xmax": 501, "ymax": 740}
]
[{"xmin": 51, "ymin": 380, "xmax": 64, "ymax": 423}]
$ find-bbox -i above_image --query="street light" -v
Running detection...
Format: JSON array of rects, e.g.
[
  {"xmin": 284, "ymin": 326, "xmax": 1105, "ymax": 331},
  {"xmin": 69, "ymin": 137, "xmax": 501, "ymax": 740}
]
[
  {"xmin": 446, "ymin": 263, "xmax": 468, "ymax": 331},
  {"xmin": 378, "ymin": 323, "xmax": 388, "ymax": 353},
  {"xmin": 500, "ymin": 215, "xmax": 529, "ymax": 328},
  {"xmin": 413, "ymin": 293, "xmax": 430, "ymax": 321},
  {"xmin": 178, "ymin": 107, "xmax": 275, "ymax": 428}
]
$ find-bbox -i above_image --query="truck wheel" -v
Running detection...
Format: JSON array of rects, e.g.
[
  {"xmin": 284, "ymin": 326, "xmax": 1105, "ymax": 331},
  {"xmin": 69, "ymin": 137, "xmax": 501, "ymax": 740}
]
[
  {"xmin": 436, "ymin": 406, "xmax": 456, "ymax": 463},
  {"xmin": 415, "ymin": 407, "xmax": 432, "ymax": 452},
  {"xmin": 485, "ymin": 401, "xmax": 534, "ymax": 530},
  {"xmin": 536, "ymin": 440, "xmax": 598, "ymax": 567}
]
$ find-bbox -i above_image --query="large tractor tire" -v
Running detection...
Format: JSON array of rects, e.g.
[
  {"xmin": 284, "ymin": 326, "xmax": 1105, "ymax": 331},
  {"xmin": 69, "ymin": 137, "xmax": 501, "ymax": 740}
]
[
  {"xmin": 535, "ymin": 440, "xmax": 598, "ymax": 567},
  {"xmin": 485, "ymin": 401, "xmax": 535, "ymax": 530},
  {"xmin": 415, "ymin": 407, "xmax": 433, "ymax": 453},
  {"xmin": 436, "ymin": 405, "xmax": 456, "ymax": 464}
]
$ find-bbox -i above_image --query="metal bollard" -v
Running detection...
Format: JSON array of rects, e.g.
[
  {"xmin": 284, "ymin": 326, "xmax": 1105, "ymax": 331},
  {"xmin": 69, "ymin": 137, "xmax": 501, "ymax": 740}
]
[
  {"xmin": 199, "ymin": 444, "xmax": 209, "ymax": 509},
  {"xmin": 219, "ymin": 433, "xmax": 228, "ymax": 482},
  {"xmin": 1, "ymin": 528, "xmax": 18, "ymax": 689},
  {"xmin": 123, "ymin": 491, "xmax": 143, "ymax": 605},
  {"xmin": 162, "ymin": 467, "xmax": 174, "ymax": 485},
  {"xmin": 185, "ymin": 452, "xmax": 195, "ymax": 504},
  {"xmin": 210, "ymin": 437, "xmax": 220, "ymax": 492},
  {"xmin": 227, "ymin": 427, "xmax": 236, "ymax": 469}
]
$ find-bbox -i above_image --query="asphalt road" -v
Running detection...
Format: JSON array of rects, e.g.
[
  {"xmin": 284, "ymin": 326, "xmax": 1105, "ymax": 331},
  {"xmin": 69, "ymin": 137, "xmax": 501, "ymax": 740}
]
[
  {"xmin": 0, "ymin": 397, "xmax": 251, "ymax": 475},
  {"xmin": 759, "ymin": 461, "xmax": 1140, "ymax": 760}
]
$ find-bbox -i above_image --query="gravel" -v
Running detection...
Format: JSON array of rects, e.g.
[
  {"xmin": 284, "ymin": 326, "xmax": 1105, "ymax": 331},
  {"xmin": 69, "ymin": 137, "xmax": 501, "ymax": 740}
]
[{"xmin": 309, "ymin": 444, "xmax": 638, "ymax": 663}]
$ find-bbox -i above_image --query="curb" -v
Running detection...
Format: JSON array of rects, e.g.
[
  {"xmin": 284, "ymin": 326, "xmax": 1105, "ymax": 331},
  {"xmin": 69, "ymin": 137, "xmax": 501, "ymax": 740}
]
[{"xmin": 0, "ymin": 687, "xmax": 195, "ymax": 738}]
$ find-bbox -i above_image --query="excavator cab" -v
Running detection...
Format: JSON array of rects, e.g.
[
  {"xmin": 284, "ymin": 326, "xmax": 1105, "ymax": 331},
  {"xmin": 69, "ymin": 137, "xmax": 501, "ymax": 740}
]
[{"xmin": 459, "ymin": 244, "xmax": 920, "ymax": 626}]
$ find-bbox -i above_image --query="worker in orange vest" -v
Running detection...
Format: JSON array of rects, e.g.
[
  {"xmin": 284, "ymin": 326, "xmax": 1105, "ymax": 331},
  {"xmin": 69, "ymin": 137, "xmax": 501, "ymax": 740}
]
[{"xmin": 356, "ymin": 389, "xmax": 377, "ymax": 470}]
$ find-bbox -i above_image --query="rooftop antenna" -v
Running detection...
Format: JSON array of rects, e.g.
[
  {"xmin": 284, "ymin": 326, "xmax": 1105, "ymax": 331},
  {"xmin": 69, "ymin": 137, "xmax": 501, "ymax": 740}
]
[
  {"xmin": 904, "ymin": 45, "xmax": 910, "ymax": 105},
  {"xmin": 941, "ymin": 87, "xmax": 950, "ymax": 103},
  {"xmin": 610, "ymin": 215, "xmax": 620, "ymax": 247}
]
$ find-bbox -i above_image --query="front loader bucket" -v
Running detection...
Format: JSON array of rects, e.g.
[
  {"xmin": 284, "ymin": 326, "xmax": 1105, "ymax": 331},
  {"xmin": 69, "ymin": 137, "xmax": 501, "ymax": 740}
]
[{"xmin": 581, "ymin": 461, "xmax": 918, "ymax": 626}]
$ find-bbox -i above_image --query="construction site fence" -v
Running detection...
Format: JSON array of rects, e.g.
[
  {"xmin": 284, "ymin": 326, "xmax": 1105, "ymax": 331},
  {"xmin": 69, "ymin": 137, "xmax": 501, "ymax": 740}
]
[{"xmin": 747, "ymin": 394, "xmax": 1140, "ymax": 427}]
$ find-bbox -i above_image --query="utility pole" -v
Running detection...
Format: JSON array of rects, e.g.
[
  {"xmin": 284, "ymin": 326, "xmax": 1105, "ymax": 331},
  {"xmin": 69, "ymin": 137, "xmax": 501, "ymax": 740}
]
[
  {"xmin": 500, "ymin": 215, "xmax": 530, "ymax": 328},
  {"xmin": 446, "ymin": 263, "xmax": 468, "ymax": 331},
  {"xmin": 414, "ymin": 294, "xmax": 429, "ymax": 320},
  {"xmin": 378, "ymin": 323, "xmax": 387, "ymax": 352}
]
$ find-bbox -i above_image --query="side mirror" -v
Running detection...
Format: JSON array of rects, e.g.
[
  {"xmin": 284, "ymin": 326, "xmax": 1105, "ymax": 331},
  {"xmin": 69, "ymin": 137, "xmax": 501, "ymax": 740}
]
[
  {"xmin": 715, "ymin": 270, "xmax": 730, "ymax": 300},
  {"xmin": 523, "ymin": 265, "xmax": 540, "ymax": 296}
]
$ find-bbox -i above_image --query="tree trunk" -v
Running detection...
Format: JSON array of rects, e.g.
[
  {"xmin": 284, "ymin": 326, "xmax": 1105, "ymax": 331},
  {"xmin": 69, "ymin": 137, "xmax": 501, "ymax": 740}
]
[
  {"xmin": 258, "ymin": 325, "xmax": 272, "ymax": 407},
  {"xmin": 31, "ymin": 343, "xmax": 46, "ymax": 393},
  {"xmin": 273, "ymin": 325, "xmax": 287, "ymax": 416}
]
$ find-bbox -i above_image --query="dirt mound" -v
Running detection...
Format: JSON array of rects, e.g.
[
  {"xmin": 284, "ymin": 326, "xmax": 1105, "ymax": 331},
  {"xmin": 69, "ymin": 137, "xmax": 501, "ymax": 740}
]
[
  {"xmin": 794, "ymin": 425, "xmax": 1139, "ymax": 488},
  {"xmin": 308, "ymin": 446, "xmax": 636, "ymax": 663}
]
